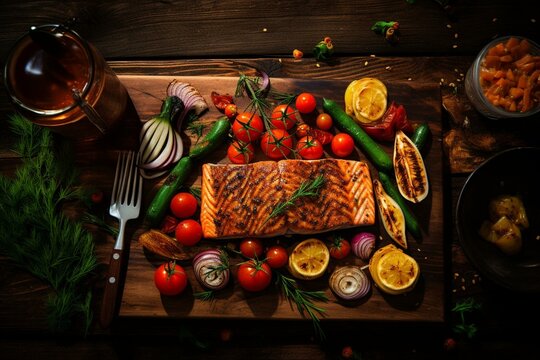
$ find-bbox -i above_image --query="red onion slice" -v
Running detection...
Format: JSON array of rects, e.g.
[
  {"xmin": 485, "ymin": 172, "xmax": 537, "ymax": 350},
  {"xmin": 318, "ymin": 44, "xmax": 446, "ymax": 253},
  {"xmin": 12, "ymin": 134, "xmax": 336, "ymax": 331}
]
[
  {"xmin": 351, "ymin": 232, "xmax": 376, "ymax": 261},
  {"xmin": 193, "ymin": 249, "xmax": 230, "ymax": 291},
  {"xmin": 329, "ymin": 266, "xmax": 371, "ymax": 301}
]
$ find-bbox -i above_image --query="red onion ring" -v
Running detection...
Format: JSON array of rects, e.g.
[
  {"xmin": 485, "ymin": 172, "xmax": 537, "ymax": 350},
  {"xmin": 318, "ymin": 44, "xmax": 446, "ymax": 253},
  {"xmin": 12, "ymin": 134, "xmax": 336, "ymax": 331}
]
[
  {"xmin": 329, "ymin": 266, "xmax": 371, "ymax": 301},
  {"xmin": 193, "ymin": 249, "xmax": 230, "ymax": 291},
  {"xmin": 351, "ymin": 232, "xmax": 376, "ymax": 261}
]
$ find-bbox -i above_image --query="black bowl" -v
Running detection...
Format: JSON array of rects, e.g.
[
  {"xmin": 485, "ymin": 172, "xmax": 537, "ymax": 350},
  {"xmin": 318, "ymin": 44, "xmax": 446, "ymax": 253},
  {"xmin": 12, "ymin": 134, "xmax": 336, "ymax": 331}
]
[{"xmin": 456, "ymin": 147, "xmax": 540, "ymax": 293}]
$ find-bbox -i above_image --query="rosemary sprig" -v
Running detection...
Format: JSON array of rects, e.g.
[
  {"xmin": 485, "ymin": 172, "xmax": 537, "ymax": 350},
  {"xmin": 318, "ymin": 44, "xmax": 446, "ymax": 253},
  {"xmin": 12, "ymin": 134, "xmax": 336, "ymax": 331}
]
[
  {"xmin": 275, "ymin": 271, "xmax": 328, "ymax": 340},
  {"xmin": 193, "ymin": 290, "xmax": 215, "ymax": 301},
  {"xmin": 452, "ymin": 297, "xmax": 482, "ymax": 339},
  {"xmin": 266, "ymin": 175, "xmax": 325, "ymax": 222},
  {"xmin": 189, "ymin": 186, "xmax": 202, "ymax": 201},
  {"xmin": 235, "ymin": 73, "xmax": 271, "ymax": 124},
  {"xmin": 186, "ymin": 121, "xmax": 206, "ymax": 144},
  {"xmin": 0, "ymin": 114, "xmax": 98, "ymax": 333}
]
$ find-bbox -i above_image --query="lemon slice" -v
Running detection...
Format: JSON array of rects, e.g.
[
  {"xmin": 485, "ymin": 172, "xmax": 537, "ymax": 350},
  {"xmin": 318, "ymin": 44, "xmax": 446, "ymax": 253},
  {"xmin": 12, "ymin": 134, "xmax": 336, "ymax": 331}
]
[
  {"xmin": 369, "ymin": 245, "xmax": 419, "ymax": 295},
  {"xmin": 288, "ymin": 238, "xmax": 330, "ymax": 280},
  {"xmin": 344, "ymin": 78, "xmax": 388, "ymax": 116},
  {"xmin": 352, "ymin": 86, "xmax": 387, "ymax": 123}
]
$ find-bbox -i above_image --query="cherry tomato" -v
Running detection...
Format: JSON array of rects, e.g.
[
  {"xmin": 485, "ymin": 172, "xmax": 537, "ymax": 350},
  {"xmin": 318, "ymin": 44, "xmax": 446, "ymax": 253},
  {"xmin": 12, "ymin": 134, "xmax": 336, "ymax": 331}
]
[
  {"xmin": 270, "ymin": 104, "xmax": 298, "ymax": 130},
  {"xmin": 331, "ymin": 133, "xmax": 355, "ymax": 158},
  {"xmin": 224, "ymin": 104, "xmax": 238, "ymax": 119},
  {"xmin": 240, "ymin": 238, "xmax": 264, "ymax": 258},
  {"xmin": 316, "ymin": 113, "xmax": 333, "ymax": 131},
  {"xmin": 328, "ymin": 237, "xmax": 351, "ymax": 260},
  {"xmin": 232, "ymin": 112, "xmax": 264, "ymax": 142},
  {"xmin": 292, "ymin": 49, "xmax": 303, "ymax": 60},
  {"xmin": 260, "ymin": 129, "xmax": 293, "ymax": 160},
  {"xmin": 296, "ymin": 135, "xmax": 324, "ymax": 160},
  {"xmin": 175, "ymin": 219, "xmax": 202, "ymax": 246},
  {"xmin": 295, "ymin": 92, "xmax": 317, "ymax": 114},
  {"xmin": 90, "ymin": 190, "xmax": 103, "ymax": 204},
  {"xmin": 265, "ymin": 246, "xmax": 288, "ymax": 269},
  {"xmin": 237, "ymin": 260, "xmax": 272, "ymax": 292},
  {"xmin": 170, "ymin": 192, "xmax": 198, "ymax": 219},
  {"xmin": 154, "ymin": 261, "xmax": 188, "ymax": 296},
  {"xmin": 227, "ymin": 141, "xmax": 255, "ymax": 164}
]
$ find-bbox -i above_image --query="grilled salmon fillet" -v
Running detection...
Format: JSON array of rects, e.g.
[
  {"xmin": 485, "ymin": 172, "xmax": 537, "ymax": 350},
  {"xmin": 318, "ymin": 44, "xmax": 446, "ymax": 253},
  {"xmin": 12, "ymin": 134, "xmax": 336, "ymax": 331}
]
[{"xmin": 201, "ymin": 159, "xmax": 375, "ymax": 239}]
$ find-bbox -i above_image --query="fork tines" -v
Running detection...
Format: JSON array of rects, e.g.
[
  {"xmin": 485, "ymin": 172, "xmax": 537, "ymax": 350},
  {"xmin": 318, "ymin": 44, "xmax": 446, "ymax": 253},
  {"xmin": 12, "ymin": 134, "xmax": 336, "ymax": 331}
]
[{"xmin": 111, "ymin": 151, "xmax": 142, "ymax": 207}]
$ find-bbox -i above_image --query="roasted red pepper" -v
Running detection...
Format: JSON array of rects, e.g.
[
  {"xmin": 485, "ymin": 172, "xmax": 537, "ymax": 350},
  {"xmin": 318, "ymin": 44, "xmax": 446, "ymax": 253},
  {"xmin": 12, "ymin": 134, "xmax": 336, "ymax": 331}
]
[
  {"xmin": 361, "ymin": 102, "xmax": 413, "ymax": 142},
  {"xmin": 211, "ymin": 91, "xmax": 234, "ymax": 112},
  {"xmin": 296, "ymin": 123, "xmax": 334, "ymax": 145},
  {"xmin": 160, "ymin": 215, "xmax": 179, "ymax": 235}
]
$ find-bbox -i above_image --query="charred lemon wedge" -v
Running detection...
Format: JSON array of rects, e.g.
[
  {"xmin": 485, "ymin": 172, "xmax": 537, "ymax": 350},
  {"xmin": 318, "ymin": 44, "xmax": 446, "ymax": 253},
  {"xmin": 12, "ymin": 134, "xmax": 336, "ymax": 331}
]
[
  {"xmin": 393, "ymin": 130, "xmax": 429, "ymax": 203},
  {"xmin": 288, "ymin": 238, "xmax": 330, "ymax": 280},
  {"xmin": 344, "ymin": 77, "xmax": 388, "ymax": 123},
  {"xmin": 369, "ymin": 244, "xmax": 419, "ymax": 295},
  {"xmin": 373, "ymin": 179, "xmax": 407, "ymax": 249}
]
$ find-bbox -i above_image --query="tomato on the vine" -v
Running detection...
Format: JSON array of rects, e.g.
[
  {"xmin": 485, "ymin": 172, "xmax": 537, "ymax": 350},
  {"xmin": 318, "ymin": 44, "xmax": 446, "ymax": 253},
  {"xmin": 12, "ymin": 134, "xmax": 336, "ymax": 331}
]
[
  {"xmin": 265, "ymin": 246, "xmax": 288, "ymax": 269},
  {"xmin": 328, "ymin": 237, "xmax": 351, "ymax": 260},
  {"xmin": 316, "ymin": 113, "xmax": 333, "ymax": 131},
  {"xmin": 154, "ymin": 261, "xmax": 188, "ymax": 296},
  {"xmin": 240, "ymin": 238, "xmax": 264, "ymax": 258},
  {"xmin": 296, "ymin": 135, "xmax": 324, "ymax": 160},
  {"xmin": 227, "ymin": 141, "xmax": 255, "ymax": 164},
  {"xmin": 270, "ymin": 104, "xmax": 298, "ymax": 130},
  {"xmin": 237, "ymin": 260, "xmax": 272, "ymax": 292},
  {"xmin": 331, "ymin": 133, "xmax": 355, "ymax": 158},
  {"xmin": 295, "ymin": 92, "xmax": 317, "ymax": 114},
  {"xmin": 175, "ymin": 219, "xmax": 202, "ymax": 246},
  {"xmin": 232, "ymin": 112, "xmax": 264, "ymax": 142},
  {"xmin": 260, "ymin": 129, "xmax": 293, "ymax": 160},
  {"xmin": 170, "ymin": 192, "xmax": 198, "ymax": 219},
  {"xmin": 224, "ymin": 104, "xmax": 238, "ymax": 119}
]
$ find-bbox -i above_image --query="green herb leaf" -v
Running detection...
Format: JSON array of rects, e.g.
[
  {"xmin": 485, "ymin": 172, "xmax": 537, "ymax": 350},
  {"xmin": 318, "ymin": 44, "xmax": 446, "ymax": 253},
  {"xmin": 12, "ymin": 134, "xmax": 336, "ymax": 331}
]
[{"xmin": 0, "ymin": 114, "xmax": 98, "ymax": 333}]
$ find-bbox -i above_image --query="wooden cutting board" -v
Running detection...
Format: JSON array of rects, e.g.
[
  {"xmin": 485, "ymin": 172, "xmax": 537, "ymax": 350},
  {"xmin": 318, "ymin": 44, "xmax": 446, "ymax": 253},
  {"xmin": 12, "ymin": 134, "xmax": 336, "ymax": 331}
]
[{"xmin": 116, "ymin": 75, "xmax": 445, "ymax": 322}]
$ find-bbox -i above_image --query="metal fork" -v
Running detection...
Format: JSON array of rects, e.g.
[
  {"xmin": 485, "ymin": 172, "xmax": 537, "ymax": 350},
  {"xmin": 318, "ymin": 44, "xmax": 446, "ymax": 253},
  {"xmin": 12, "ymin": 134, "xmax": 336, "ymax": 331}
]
[{"xmin": 100, "ymin": 151, "xmax": 142, "ymax": 328}]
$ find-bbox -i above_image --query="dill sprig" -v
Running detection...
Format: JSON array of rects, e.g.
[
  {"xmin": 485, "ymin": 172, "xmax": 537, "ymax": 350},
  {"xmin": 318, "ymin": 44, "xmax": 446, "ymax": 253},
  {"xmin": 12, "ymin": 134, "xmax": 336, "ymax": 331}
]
[
  {"xmin": 0, "ymin": 114, "xmax": 98, "ymax": 333},
  {"xmin": 275, "ymin": 271, "xmax": 328, "ymax": 341},
  {"xmin": 80, "ymin": 212, "xmax": 119, "ymax": 237},
  {"xmin": 266, "ymin": 175, "xmax": 325, "ymax": 222}
]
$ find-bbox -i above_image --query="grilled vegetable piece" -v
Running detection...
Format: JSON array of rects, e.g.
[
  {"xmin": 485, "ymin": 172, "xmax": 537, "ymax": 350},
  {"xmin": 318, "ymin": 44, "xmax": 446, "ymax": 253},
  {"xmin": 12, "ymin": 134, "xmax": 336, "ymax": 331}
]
[
  {"xmin": 378, "ymin": 171, "xmax": 421, "ymax": 239},
  {"xmin": 393, "ymin": 130, "xmax": 429, "ymax": 203},
  {"xmin": 138, "ymin": 229, "xmax": 199, "ymax": 260},
  {"xmin": 373, "ymin": 179, "xmax": 407, "ymax": 248}
]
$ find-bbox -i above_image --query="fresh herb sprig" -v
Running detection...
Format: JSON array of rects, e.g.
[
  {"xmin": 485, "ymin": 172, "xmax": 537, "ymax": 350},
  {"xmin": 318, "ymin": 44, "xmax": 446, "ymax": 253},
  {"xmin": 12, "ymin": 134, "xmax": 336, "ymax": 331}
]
[
  {"xmin": 452, "ymin": 297, "xmax": 482, "ymax": 339},
  {"xmin": 266, "ymin": 175, "xmax": 325, "ymax": 222},
  {"xmin": 275, "ymin": 271, "xmax": 328, "ymax": 340},
  {"xmin": 0, "ymin": 114, "xmax": 98, "ymax": 333}
]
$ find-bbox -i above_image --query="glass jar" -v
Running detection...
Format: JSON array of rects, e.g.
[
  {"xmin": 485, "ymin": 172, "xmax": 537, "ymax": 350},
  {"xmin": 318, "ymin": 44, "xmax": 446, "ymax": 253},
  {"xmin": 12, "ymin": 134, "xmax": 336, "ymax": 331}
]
[
  {"xmin": 3, "ymin": 24, "xmax": 129, "ymax": 139},
  {"xmin": 464, "ymin": 35, "xmax": 540, "ymax": 120}
]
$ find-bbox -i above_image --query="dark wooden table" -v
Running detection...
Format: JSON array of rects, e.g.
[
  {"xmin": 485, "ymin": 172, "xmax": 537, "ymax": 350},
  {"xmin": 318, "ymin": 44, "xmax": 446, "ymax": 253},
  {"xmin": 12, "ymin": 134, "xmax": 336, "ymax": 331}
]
[{"xmin": 1, "ymin": 1, "xmax": 539, "ymax": 359}]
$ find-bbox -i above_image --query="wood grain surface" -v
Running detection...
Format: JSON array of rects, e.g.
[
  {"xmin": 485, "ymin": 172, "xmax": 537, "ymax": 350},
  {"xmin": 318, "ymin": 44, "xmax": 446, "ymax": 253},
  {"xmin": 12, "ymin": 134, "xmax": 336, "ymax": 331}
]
[
  {"xmin": 0, "ymin": 1, "xmax": 539, "ymax": 358},
  {"xmin": 109, "ymin": 75, "xmax": 445, "ymax": 322}
]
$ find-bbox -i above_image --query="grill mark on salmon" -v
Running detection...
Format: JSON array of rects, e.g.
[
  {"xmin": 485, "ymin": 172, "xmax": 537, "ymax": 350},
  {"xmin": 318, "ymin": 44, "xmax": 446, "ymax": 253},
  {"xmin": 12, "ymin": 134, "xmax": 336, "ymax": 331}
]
[{"xmin": 201, "ymin": 159, "xmax": 375, "ymax": 239}]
